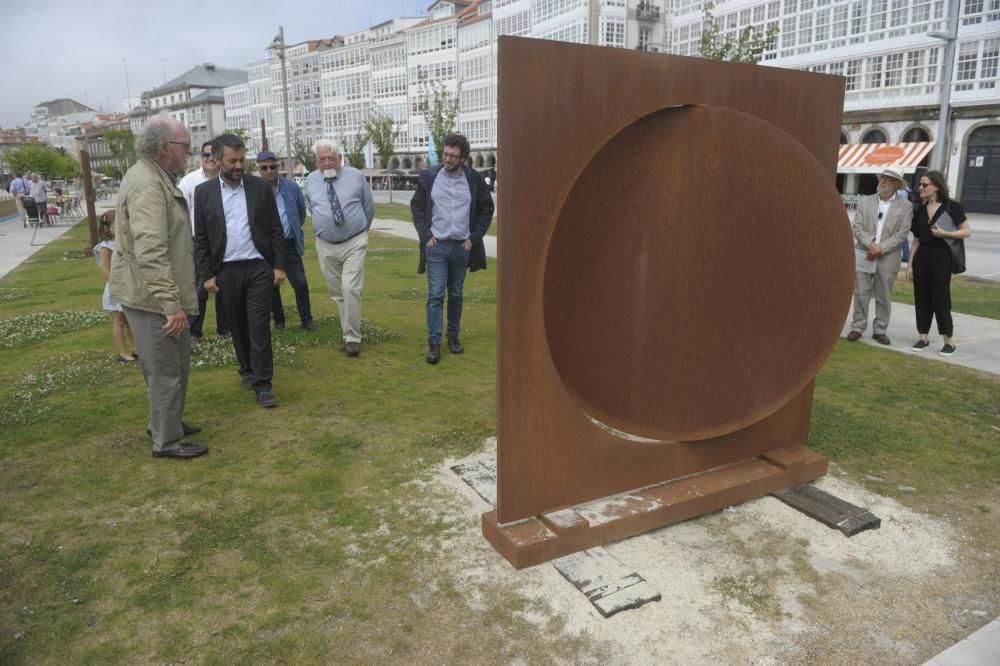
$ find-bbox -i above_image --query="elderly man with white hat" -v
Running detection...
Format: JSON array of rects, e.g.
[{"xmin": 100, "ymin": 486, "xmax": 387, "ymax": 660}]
[{"xmin": 847, "ymin": 164, "xmax": 913, "ymax": 345}]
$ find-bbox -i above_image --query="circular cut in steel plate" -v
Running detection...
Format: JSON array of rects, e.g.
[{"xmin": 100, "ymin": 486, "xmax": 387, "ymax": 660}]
[{"xmin": 543, "ymin": 104, "xmax": 853, "ymax": 442}]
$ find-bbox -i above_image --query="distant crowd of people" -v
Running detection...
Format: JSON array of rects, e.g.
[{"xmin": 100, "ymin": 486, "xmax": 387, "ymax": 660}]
[
  {"xmin": 848, "ymin": 164, "xmax": 971, "ymax": 356},
  {"xmin": 106, "ymin": 115, "xmax": 492, "ymax": 459}
]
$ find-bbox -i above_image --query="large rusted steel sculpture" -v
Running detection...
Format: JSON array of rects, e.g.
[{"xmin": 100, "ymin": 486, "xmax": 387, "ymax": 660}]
[{"xmin": 483, "ymin": 36, "xmax": 853, "ymax": 568}]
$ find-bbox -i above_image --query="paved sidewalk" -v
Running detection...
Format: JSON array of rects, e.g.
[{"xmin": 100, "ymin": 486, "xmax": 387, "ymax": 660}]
[{"xmin": 0, "ymin": 201, "xmax": 114, "ymax": 280}]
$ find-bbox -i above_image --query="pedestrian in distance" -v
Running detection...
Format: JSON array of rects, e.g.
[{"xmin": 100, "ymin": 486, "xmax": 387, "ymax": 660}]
[
  {"xmin": 411, "ymin": 132, "xmax": 494, "ymax": 364},
  {"xmin": 906, "ymin": 170, "xmax": 972, "ymax": 357}
]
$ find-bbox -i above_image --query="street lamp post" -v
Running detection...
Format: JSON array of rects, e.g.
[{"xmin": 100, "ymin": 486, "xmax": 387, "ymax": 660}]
[
  {"xmin": 271, "ymin": 27, "xmax": 295, "ymax": 178},
  {"xmin": 928, "ymin": 0, "xmax": 962, "ymax": 173}
]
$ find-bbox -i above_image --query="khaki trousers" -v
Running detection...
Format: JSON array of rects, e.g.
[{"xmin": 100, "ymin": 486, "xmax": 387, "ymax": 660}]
[
  {"xmin": 315, "ymin": 231, "xmax": 368, "ymax": 343},
  {"xmin": 851, "ymin": 266, "xmax": 897, "ymax": 335},
  {"xmin": 123, "ymin": 307, "xmax": 191, "ymax": 453},
  {"xmin": 14, "ymin": 194, "xmax": 26, "ymax": 224}
]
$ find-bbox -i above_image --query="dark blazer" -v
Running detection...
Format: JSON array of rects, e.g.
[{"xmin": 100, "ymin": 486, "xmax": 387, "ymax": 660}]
[
  {"xmin": 274, "ymin": 176, "xmax": 308, "ymax": 256},
  {"xmin": 411, "ymin": 164, "xmax": 495, "ymax": 274},
  {"xmin": 194, "ymin": 174, "xmax": 287, "ymax": 283}
]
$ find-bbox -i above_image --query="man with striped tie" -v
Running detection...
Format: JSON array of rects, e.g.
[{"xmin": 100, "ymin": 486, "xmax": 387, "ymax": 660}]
[{"xmin": 303, "ymin": 139, "xmax": 374, "ymax": 357}]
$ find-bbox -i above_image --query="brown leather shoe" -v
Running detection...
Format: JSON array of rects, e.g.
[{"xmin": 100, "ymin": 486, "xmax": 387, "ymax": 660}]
[
  {"xmin": 846, "ymin": 331, "xmax": 862, "ymax": 341},
  {"xmin": 872, "ymin": 333, "xmax": 891, "ymax": 345}
]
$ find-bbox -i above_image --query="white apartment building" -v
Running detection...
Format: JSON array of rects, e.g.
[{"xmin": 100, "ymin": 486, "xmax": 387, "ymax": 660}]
[
  {"xmin": 223, "ymin": 83, "xmax": 252, "ymax": 150},
  {"xmin": 134, "ymin": 63, "xmax": 248, "ymax": 168},
  {"xmin": 671, "ymin": 0, "xmax": 1000, "ymax": 212},
  {"xmin": 222, "ymin": 0, "xmax": 998, "ymax": 211}
]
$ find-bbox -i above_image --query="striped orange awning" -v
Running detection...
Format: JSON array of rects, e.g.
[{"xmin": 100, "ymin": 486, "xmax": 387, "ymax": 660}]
[{"xmin": 837, "ymin": 142, "xmax": 935, "ymax": 174}]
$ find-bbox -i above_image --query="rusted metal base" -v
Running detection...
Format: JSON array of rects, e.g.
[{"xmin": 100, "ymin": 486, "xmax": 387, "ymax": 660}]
[{"xmin": 482, "ymin": 447, "xmax": 828, "ymax": 569}]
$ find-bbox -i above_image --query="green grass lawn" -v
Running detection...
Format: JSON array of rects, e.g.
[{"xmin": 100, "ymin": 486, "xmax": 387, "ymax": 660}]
[
  {"xmin": 1, "ymin": 220, "xmax": 997, "ymax": 663},
  {"xmin": 891, "ymin": 274, "xmax": 1000, "ymax": 320},
  {"xmin": 376, "ymin": 202, "xmax": 498, "ymax": 237}
]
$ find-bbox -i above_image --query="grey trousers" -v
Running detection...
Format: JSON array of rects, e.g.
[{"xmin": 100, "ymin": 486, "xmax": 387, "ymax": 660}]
[
  {"xmin": 851, "ymin": 267, "xmax": 897, "ymax": 335},
  {"xmin": 123, "ymin": 306, "xmax": 191, "ymax": 453}
]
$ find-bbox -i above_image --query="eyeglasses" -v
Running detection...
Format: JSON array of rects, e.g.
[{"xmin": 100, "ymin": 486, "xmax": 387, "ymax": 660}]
[
  {"xmin": 169, "ymin": 140, "xmax": 191, "ymax": 148},
  {"xmin": 201, "ymin": 152, "xmax": 213, "ymax": 158},
  {"xmin": 258, "ymin": 164, "xmax": 278, "ymax": 171}
]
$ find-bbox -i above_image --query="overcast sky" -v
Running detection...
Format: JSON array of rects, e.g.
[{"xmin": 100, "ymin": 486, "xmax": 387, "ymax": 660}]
[{"xmin": 0, "ymin": 0, "xmax": 430, "ymax": 128}]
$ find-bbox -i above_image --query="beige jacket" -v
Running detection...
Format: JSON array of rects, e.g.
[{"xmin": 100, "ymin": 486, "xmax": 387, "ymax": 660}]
[
  {"xmin": 109, "ymin": 158, "xmax": 197, "ymax": 315},
  {"xmin": 851, "ymin": 193, "xmax": 913, "ymax": 274}
]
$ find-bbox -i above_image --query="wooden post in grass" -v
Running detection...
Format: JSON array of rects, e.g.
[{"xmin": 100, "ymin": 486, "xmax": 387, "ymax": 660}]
[{"xmin": 80, "ymin": 150, "xmax": 99, "ymax": 257}]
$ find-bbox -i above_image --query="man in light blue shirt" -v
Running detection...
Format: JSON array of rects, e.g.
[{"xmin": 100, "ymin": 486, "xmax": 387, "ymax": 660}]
[
  {"xmin": 257, "ymin": 150, "xmax": 314, "ymax": 331},
  {"xmin": 9, "ymin": 173, "xmax": 29, "ymax": 225},
  {"xmin": 411, "ymin": 133, "xmax": 494, "ymax": 364},
  {"xmin": 303, "ymin": 139, "xmax": 374, "ymax": 357}
]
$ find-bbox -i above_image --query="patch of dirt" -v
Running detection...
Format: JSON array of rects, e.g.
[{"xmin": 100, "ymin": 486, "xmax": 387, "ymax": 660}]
[{"xmin": 433, "ymin": 440, "xmax": 999, "ymax": 665}]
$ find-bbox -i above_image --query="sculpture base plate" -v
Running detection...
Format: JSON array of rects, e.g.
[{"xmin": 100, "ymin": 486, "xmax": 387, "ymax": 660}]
[{"xmin": 482, "ymin": 447, "xmax": 828, "ymax": 569}]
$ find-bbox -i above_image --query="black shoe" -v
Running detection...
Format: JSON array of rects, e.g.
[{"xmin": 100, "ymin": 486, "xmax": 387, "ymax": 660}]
[
  {"xmin": 911, "ymin": 340, "xmax": 930, "ymax": 352},
  {"xmin": 274, "ymin": 321, "xmax": 286, "ymax": 331},
  {"xmin": 256, "ymin": 388, "xmax": 278, "ymax": 408},
  {"xmin": 152, "ymin": 442, "xmax": 208, "ymax": 459},
  {"xmin": 147, "ymin": 422, "xmax": 202, "ymax": 438},
  {"xmin": 939, "ymin": 344, "xmax": 956, "ymax": 357},
  {"xmin": 846, "ymin": 331, "xmax": 862, "ymax": 342},
  {"xmin": 872, "ymin": 333, "xmax": 891, "ymax": 345},
  {"xmin": 240, "ymin": 375, "xmax": 255, "ymax": 391},
  {"xmin": 447, "ymin": 335, "xmax": 464, "ymax": 354},
  {"xmin": 337, "ymin": 340, "xmax": 347, "ymax": 352},
  {"xmin": 301, "ymin": 320, "xmax": 318, "ymax": 331},
  {"xmin": 345, "ymin": 341, "xmax": 361, "ymax": 357},
  {"xmin": 426, "ymin": 340, "xmax": 441, "ymax": 364}
]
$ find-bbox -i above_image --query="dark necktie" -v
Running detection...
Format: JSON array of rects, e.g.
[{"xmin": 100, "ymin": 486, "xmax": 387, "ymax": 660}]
[{"xmin": 325, "ymin": 178, "xmax": 346, "ymax": 226}]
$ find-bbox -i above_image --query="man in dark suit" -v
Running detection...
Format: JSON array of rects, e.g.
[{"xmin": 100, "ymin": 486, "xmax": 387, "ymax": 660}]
[
  {"xmin": 411, "ymin": 132, "xmax": 495, "ymax": 364},
  {"xmin": 194, "ymin": 134, "xmax": 287, "ymax": 407}
]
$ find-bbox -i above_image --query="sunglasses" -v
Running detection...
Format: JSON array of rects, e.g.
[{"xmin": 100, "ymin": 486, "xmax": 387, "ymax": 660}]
[
  {"xmin": 258, "ymin": 164, "xmax": 279, "ymax": 171},
  {"xmin": 918, "ymin": 183, "xmax": 933, "ymax": 188},
  {"xmin": 878, "ymin": 212, "xmax": 883, "ymax": 219},
  {"xmin": 201, "ymin": 152, "xmax": 212, "ymax": 158}
]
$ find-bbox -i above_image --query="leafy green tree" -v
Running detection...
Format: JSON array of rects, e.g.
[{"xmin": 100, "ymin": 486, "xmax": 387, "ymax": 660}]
[
  {"xmin": 419, "ymin": 78, "xmax": 460, "ymax": 164},
  {"xmin": 100, "ymin": 128, "xmax": 137, "ymax": 177},
  {"xmin": 341, "ymin": 131, "xmax": 367, "ymax": 169},
  {"xmin": 6, "ymin": 144, "xmax": 78, "ymax": 179},
  {"xmin": 699, "ymin": 2, "xmax": 779, "ymax": 64},
  {"xmin": 7, "ymin": 144, "xmax": 58, "ymax": 177},
  {"xmin": 363, "ymin": 108, "xmax": 398, "ymax": 170},
  {"xmin": 292, "ymin": 132, "xmax": 316, "ymax": 173}
]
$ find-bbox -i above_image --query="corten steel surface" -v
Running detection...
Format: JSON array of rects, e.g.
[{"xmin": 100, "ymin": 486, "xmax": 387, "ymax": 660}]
[{"xmin": 495, "ymin": 36, "xmax": 853, "ymax": 526}]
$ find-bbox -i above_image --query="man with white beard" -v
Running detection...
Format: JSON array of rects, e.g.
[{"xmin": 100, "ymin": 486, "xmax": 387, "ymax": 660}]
[
  {"xmin": 847, "ymin": 165, "xmax": 913, "ymax": 346},
  {"xmin": 302, "ymin": 139, "xmax": 374, "ymax": 357}
]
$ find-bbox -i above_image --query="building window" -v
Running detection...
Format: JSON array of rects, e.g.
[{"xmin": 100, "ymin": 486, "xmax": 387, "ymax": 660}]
[
  {"xmin": 885, "ymin": 52, "xmax": 904, "ymax": 86},
  {"xmin": 955, "ymin": 41, "xmax": 979, "ymax": 90}
]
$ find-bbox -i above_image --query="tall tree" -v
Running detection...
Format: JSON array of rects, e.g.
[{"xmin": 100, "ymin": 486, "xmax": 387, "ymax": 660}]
[
  {"xmin": 419, "ymin": 79, "xmax": 460, "ymax": 165},
  {"xmin": 364, "ymin": 107, "xmax": 399, "ymax": 199},
  {"xmin": 341, "ymin": 130, "xmax": 367, "ymax": 169},
  {"xmin": 100, "ymin": 128, "xmax": 137, "ymax": 177},
  {"xmin": 7, "ymin": 144, "xmax": 62, "ymax": 178},
  {"xmin": 363, "ymin": 108, "xmax": 398, "ymax": 170},
  {"xmin": 699, "ymin": 2, "xmax": 779, "ymax": 64},
  {"xmin": 292, "ymin": 132, "xmax": 316, "ymax": 172}
]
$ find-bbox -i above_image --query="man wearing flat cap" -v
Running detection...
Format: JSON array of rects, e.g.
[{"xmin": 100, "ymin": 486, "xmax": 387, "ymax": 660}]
[
  {"xmin": 256, "ymin": 150, "xmax": 316, "ymax": 331},
  {"xmin": 847, "ymin": 165, "xmax": 913, "ymax": 345}
]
